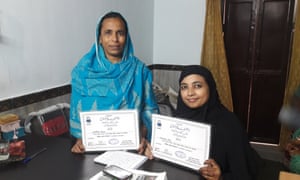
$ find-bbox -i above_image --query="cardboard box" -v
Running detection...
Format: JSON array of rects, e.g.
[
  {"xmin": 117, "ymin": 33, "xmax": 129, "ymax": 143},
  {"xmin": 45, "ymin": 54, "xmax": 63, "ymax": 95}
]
[{"xmin": 279, "ymin": 171, "xmax": 300, "ymax": 180}]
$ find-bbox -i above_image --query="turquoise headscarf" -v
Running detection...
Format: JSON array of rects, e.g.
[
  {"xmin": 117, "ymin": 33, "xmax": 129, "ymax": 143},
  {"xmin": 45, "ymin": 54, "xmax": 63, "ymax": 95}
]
[{"xmin": 70, "ymin": 12, "xmax": 159, "ymax": 140}]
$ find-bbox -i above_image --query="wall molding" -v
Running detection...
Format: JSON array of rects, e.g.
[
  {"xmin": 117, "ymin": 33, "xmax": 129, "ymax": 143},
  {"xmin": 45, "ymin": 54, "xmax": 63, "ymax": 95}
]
[
  {"xmin": 0, "ymin": 85, "xmax": 71, "ymax": 112},
  {"xmin": 148, "ymin": 64, "xmax": 185, "ymax": 71}
]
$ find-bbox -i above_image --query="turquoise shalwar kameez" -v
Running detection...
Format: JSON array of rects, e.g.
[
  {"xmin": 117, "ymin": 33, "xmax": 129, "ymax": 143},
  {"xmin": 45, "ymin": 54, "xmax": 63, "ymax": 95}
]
[{"xmin": 69, "ymin": 15, "xmax": 159, "ymax": 140}]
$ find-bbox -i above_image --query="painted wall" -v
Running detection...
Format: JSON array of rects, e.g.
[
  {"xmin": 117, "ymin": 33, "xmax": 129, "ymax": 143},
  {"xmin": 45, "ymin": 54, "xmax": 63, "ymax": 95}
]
[
  {"xmin": 0, "ymin": 0, "xmax": 205, "ymax": 101},
  {"xmin": 153, "ymin": 0, "xmax": 206, "ymax": 65}
]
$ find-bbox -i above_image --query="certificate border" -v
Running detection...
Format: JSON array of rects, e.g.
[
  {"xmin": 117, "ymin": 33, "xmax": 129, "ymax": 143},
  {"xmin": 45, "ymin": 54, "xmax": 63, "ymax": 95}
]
[
  {"xmin": 151, "ymin": 114, "xmax": 211, "ymax": 170},
  {"xmin": 80, "ymin": 110, "xmax": 140, "ymax": 152}
]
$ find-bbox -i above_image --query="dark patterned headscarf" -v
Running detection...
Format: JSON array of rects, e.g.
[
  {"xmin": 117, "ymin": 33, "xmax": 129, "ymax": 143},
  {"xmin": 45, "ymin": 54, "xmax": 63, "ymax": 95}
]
[{"xmin": 175, "ymin": 65, "xmax": 222, "ymax": 122}]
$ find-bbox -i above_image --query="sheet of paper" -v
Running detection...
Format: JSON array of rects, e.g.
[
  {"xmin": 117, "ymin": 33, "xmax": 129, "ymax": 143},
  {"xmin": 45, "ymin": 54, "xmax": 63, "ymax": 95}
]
[
  {"xmin": 151, "ymin": 114, "xmax": 211, "ymax": 170},
  {"xmin": 94, "ymin": 150, "xmax": 147, "ymax": 169},
  {"xmin": 90, "ymin": 169, "xmax": 167, "ymax": 180},
  {"xmin": 80, "ymin": 110, "xmax": 139, "ymax": 151}
]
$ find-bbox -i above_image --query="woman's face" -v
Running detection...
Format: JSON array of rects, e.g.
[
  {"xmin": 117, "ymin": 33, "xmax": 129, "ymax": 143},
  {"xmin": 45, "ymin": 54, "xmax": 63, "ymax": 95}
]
[
  {"xmin": 180, "ymin": 74, "xmax": 210, "ymax": 109},
  {"xmin": 99, "ymin": 17, "xmax": 126, "ymax": 63}
]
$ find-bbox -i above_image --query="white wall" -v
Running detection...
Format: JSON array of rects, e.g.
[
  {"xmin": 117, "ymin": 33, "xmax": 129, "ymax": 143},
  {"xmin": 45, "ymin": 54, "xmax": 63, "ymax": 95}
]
[
  {"xmin": 0, "ymin": 0, "xmax": 205, "ymax": 101},
  {"xmin": 0, "ymin": 0, "xmax": 154, "ymax": 101},
  {"xmin": 153, "ymin": 0, "xmax": 206, "ymax": 65}
]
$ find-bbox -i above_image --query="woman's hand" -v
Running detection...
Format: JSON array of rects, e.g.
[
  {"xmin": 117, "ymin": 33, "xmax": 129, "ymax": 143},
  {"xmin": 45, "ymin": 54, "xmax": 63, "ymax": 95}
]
[
  {"xmin": 138, "ymin": 138, "xmax": 154, "ymax": 159},
  {"xmin": 144, "ymin": 141, "xmax": 154, "ymax": 160},
  {"xmin": 286, "ymin": 140, "xmax": 300, "ymax": 156},
  {"xmin": 71, "ymin": 139, "xmax": 85, "ymax": 153},
  {"xmin": 199, "ymin": 159, "xmax": 222, "ymax": 180},
  {"xmin": 138, "ymin": 137, "xmax": 147, "ymax": 154},
  {"xmin": 138, "ymin": 125, "xmax": 154, "ymax": 159}
]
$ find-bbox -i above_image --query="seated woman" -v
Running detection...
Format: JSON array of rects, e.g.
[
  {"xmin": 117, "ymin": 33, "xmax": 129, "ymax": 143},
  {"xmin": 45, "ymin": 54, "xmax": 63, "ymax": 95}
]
[
  {"xmin": 69, "ymin": 12, "xmax": 159, "ymax": 154},
  {"xmin": 280, "ymin": 85, "xmax": 300, "ymax": 174},
  {"xmin": 146, "ymin": 65, "xmax": 258, "ymax": 180},
  {"xmin": 285, "ymin": 131, "xmax": 300, "ymax": 174}
]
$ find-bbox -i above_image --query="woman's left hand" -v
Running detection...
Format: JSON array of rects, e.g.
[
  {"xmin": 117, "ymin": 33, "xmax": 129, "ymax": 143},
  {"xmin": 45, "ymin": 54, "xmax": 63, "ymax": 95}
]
[
  {"xmin": 199, "ymin": 159, "xmax": 221, "ymax": 180},
  {"xmin": 138, "ymin": 137, "xmax": 147, "ymax": 154},
  {"xmin": 137, "ymin": 138, "xmax": 153, "ymax": 159},
  {"xmin": 144, "ymin": 141, "xmax": 154, "ymax": 159}
]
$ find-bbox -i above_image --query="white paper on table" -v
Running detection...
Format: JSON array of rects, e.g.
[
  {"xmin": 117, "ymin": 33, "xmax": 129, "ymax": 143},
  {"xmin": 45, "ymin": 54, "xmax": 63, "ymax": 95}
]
[
  {"xmin": 90, "ymin": 168, "xmax": 167, "ymax": 180},
  {"xmin": 94, "ymin": 150, "xmax": 147, "ymax": 169}
]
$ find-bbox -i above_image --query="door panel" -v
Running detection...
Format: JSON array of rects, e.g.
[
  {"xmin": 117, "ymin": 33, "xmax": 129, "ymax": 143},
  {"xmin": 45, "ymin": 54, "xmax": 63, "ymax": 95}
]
[
  {"xmin": 225, "ymin": 1, "xmax": 253, "ymax": 71},
  {"xmin": 224, "ymin": 1, "xmax": 254, "ymax": 129},
  {"xmin": 249, "ymin": 74, "xmax": 286, "ymax": 143},
  {"xmin": 257, "ymin": 1, "xmax": 290, "ymax": 71},
  {"xmin": 223, "ymin": 0, "xmax": 295, "ymax": 143},
  {"xmin": 229, "ymin": 73, "xmax": 251, "ymax": 129}
]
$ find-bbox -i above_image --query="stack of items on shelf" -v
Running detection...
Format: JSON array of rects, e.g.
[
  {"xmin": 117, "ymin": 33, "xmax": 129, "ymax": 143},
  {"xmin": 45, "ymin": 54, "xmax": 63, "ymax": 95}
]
[
  {"xmin": 0, "ymin": 114, "xmax": 26, "ymax": 163},
  {"xmin": 0, "ymin": 114, "xmax": 25, "ymax": 140}
]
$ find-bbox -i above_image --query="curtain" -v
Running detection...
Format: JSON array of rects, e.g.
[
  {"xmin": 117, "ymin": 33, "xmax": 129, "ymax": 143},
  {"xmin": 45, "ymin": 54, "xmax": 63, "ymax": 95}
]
[
  {"xmin": 279, "ymin": 1, "xmax": 300, "ymax": 148},
  {"xmin": 201, "ymin": 0, "xmax": 233, "ymax": 111}
]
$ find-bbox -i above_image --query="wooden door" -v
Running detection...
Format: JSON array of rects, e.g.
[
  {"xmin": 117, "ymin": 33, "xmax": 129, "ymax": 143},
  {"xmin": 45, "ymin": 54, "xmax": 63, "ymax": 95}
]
[{"xmin": 222, "ymin": 0, "xmax": 295, "ymax": 143}]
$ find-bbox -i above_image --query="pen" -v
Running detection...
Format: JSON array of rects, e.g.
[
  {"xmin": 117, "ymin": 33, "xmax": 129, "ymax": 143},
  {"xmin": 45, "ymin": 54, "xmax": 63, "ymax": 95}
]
[{"xmin": 23, "ymin": 147, "xmax": 47, "ymax": 164}]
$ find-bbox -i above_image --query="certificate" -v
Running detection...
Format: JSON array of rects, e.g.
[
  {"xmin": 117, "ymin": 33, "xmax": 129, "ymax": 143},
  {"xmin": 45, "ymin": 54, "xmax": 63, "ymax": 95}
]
[
  {"xmin": 80, "ymin": 110, "xmax": 140, "ymax": 152},
  {"xmin": 151, "ymin": 114, "xmax": 211, "ymax": 170}
]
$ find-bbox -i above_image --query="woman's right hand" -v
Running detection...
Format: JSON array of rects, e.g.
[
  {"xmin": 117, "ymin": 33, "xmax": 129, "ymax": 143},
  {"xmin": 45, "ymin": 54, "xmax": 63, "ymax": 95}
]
[
  {"xmin": 71, "ymin": 139, "xmax": 85, "ymax": 153},
  {"xmin": 199, "ymin": 159, "xmax": 222, "ymax": 180}
]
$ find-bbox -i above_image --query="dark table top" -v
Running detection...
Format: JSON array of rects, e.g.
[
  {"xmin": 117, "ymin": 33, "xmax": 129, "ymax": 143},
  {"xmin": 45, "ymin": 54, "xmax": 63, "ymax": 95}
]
[{"xmin": 0, "ymin": 134, "xmax": 202, "ymax": 180}]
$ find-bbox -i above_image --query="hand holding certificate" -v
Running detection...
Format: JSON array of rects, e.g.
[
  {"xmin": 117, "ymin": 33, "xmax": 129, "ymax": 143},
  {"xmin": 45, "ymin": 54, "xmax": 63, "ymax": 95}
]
[
  {"xmin": 151, "ymin": 114, "xmax": 211, "ymax": 170},
  {"xmin": 80, "ymin": 110, "xmax": 140, "ymax": 152}
]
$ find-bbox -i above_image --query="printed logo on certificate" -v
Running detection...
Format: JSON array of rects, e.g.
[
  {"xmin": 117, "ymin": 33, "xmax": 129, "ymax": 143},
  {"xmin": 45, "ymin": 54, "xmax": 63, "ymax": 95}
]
[
  {"xmin": 80, "ymin": 110, "xmax": 139, "ymax": 152},
  {"xmin": 151, "ymin": 114, "xmax": 211, "ymax": 170}
]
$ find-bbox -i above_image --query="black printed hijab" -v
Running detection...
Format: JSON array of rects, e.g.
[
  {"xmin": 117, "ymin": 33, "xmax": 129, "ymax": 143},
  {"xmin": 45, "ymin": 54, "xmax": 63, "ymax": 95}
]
[{"xmin": 175, "ymin": 65, "xmax": 223, "ymax": 122}]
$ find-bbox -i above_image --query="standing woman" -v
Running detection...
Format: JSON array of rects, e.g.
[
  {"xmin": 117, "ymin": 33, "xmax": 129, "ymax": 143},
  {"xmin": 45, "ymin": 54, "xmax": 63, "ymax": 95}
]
[
  {"xmin": 175, "ymin": 65, "xmax": 257, "ymax": 180},
  {"xmin": 69, "ymin": 12, "xmax": 159, "ymax": 154}
]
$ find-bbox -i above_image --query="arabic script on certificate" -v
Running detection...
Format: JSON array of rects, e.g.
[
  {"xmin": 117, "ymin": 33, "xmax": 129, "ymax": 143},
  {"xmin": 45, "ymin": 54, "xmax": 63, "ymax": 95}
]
[
  {"xmin": 151, "ymin": 114, "xmax": 211, "ymax": 170},
  {"xmin": 80, "ymin": 110, "xmax": 139, "ymax": 152}
]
